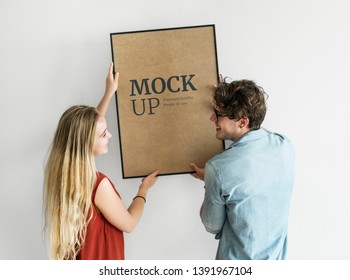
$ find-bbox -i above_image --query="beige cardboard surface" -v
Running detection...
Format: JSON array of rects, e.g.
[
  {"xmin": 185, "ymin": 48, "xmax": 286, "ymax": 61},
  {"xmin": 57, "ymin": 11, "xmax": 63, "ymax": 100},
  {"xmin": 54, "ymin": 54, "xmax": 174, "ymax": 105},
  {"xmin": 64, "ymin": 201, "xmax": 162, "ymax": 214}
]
[{"xmin": 110, "ymin": 25, "xmax": 224, "ymax": 178}]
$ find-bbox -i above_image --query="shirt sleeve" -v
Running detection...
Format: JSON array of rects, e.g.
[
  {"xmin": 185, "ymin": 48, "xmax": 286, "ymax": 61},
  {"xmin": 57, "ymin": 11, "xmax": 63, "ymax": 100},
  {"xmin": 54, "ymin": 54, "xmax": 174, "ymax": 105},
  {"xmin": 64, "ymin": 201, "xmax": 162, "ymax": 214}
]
[{"xmin": 200, "ymin": 162, "xmax": 226, "ymax": 236}]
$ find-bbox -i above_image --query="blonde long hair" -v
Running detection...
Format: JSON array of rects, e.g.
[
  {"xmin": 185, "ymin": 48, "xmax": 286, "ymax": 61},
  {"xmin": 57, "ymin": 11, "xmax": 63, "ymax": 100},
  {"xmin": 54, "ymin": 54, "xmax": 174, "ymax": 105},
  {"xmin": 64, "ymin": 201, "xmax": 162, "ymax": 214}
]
[{"xmin": 44, "ymin": 105, "xmax": 99, "ymax": 259}]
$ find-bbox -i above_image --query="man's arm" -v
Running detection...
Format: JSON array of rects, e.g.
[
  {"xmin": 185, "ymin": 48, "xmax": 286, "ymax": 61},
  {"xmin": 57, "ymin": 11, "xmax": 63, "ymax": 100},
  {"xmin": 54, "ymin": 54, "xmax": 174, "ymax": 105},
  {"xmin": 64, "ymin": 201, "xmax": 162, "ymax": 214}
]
[{"xmin": 200, "ymin": 163, "xmax": 226, "ymax": 235}]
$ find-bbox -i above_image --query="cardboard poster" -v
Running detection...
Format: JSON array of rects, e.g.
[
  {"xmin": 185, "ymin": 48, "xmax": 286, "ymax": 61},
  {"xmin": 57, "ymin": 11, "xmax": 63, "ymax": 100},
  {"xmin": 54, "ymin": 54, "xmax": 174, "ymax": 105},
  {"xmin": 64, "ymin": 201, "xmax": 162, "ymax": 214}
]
[{"xmin": 110, "ymin": 25, "xmax": 224, "ymax": 178}]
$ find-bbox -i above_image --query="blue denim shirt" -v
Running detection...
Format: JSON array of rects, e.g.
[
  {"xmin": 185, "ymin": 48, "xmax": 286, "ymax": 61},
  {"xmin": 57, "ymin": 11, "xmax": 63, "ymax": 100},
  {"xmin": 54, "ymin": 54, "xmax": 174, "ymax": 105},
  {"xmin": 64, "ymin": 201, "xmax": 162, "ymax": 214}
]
[{"xmin": 201, "ymin": 129, "xmax": 295, "ymax": 260}]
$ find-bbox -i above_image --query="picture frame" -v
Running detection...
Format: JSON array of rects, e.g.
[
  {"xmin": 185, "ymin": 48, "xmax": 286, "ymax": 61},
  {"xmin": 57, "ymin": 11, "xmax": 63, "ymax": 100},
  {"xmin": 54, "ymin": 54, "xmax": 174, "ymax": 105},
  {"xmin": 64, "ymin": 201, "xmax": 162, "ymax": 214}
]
[{"xmin": 110, "ymin": 24, "xmax": 224, "ymax": 178}]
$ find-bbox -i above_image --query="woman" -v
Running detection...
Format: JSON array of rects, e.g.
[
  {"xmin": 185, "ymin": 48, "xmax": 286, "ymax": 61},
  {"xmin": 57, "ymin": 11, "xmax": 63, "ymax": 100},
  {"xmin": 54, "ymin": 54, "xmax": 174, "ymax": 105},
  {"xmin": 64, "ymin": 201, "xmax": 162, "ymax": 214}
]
[{"xmin": 43, "ymin": 64, "xmax": 159, "ymax": 259}]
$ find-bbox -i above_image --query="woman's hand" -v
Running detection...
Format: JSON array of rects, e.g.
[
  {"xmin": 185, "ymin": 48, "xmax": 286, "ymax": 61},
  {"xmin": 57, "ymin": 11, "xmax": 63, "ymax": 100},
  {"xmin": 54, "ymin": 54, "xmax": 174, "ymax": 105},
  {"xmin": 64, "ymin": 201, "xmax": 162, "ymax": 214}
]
[
  {"xmin": 139, "ymin": 169, "xmax": 160, "ymax": 195},
  {"xmin": 105, "ymin": 62, "xmax": 119, "ymax": 98},
  {"xmin": 97, "ymin": 63, "xmax": 119, "ymax": 117}
]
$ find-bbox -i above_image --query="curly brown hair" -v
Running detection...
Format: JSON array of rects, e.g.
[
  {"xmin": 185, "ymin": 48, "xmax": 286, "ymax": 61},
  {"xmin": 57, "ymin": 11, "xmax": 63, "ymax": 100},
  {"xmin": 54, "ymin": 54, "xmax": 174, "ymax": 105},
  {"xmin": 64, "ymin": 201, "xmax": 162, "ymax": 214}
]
[{"xmin": 213, "ymin": 78, "xmax": 268, "ymax": 130}]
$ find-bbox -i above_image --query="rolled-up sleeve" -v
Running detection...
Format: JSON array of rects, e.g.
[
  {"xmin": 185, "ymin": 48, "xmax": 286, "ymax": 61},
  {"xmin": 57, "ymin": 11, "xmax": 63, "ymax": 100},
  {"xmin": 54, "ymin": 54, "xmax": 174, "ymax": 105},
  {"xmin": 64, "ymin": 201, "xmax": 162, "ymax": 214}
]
[{"xmin": 200, "ymin": 162, "xmax": 226, "ymax": 236}]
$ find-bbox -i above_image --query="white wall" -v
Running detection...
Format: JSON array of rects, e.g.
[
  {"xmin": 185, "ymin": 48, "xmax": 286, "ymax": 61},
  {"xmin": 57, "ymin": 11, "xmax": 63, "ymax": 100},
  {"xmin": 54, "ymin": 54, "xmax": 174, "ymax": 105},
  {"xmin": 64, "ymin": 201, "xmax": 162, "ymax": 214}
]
[{"xmin": 1, "ymin": 0, "xmax": 349, "ymax": 259}]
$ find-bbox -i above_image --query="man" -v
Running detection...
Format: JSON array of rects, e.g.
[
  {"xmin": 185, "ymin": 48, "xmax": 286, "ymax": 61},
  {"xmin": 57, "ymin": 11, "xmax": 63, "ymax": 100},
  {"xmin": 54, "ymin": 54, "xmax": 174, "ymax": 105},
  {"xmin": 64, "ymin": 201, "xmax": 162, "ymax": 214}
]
[{"xmin": 190, "ymin": 79, "xmax": 295, "ymax": 260}]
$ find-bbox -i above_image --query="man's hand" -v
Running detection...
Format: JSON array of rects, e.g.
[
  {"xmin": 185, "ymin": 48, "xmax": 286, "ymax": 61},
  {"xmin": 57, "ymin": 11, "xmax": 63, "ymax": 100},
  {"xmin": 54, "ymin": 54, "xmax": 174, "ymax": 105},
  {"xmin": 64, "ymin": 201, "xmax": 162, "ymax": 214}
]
[{"xmin": 189, "ymin": 163, "xmax": 205, "ymax": 181}]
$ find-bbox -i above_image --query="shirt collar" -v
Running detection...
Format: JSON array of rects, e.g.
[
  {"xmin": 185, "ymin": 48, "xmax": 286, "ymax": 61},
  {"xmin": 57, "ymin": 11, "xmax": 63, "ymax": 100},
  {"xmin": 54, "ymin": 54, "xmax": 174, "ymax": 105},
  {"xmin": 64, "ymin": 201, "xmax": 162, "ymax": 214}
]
[{"xmin": 229, "ymin": 128, "xmax": 267, "ymax": 147}]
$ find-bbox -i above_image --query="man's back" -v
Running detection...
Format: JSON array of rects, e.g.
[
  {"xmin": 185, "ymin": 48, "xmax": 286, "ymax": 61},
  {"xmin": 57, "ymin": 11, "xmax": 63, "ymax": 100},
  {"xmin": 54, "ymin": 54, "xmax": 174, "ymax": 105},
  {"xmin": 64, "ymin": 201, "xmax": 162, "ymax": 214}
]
[{"xmin": 201, "ymin": 128, "xmax": 295, "ymax": 259}]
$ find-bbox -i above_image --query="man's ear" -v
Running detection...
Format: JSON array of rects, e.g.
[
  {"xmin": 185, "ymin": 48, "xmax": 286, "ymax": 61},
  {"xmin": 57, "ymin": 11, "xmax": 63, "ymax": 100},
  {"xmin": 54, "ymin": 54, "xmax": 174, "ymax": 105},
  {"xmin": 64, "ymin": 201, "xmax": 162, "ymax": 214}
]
[{"xmin": 239, "ymin": 117, "xmax": 249, "ymax": 128}]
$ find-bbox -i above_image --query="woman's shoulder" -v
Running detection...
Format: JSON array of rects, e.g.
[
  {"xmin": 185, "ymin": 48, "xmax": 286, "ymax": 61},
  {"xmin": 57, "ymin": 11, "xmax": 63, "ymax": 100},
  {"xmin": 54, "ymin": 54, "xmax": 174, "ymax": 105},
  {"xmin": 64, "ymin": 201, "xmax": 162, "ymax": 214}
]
[
  {"xmin": 96, "ymin": 172, "xmax": 113, "ymax": 185},
  {"xmin": 95, "ymin": 172, "xmax": 113, "ymax": 190},
  {"xmin": 97, "ymin": 171, "xmax": 107, "ymax": 179},
  {"xmin": 95, "ymin": 172, "xmax": 120, "ymax": 197}
]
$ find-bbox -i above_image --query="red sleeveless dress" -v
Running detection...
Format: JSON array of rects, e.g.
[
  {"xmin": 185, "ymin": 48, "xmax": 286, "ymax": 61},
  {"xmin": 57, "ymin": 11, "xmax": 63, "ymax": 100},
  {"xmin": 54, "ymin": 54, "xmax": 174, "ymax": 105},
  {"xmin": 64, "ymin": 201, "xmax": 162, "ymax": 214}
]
[{"xmin": 77, "ymin": 172, "xmax": 125, "ymax": 260}]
